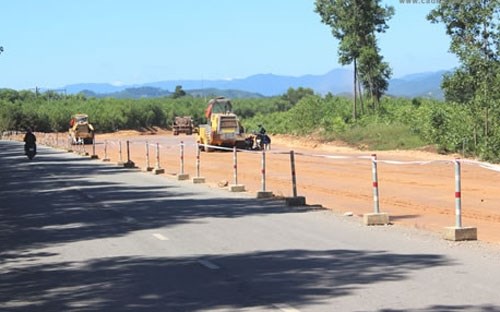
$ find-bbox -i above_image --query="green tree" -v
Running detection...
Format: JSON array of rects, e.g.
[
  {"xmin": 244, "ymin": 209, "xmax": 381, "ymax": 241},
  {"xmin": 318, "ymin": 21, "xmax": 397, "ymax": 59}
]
[
  {"xmin": 314, "ymin": 0, "xmax": 394, "ymax": 119},
  {"xmin": 281, "ymin": 87, "xmax": 314, "ymax": 106},
  {"xmin": 428, "ymin": 0, "xmax": 500, "ymax": 156},
  {"xmin": 172, "ymin": 85, "xmax": 186, "ymax": 99},
  {"xmin": 357, "ymin": 38, "xmax": 392, "ymax": 109}
]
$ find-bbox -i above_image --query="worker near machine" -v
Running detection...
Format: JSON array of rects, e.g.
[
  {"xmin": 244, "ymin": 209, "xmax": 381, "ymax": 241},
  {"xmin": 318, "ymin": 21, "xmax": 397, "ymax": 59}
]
[{"xmin": 258, "ymin": 124, "xmax": 266, "ymax": 135}]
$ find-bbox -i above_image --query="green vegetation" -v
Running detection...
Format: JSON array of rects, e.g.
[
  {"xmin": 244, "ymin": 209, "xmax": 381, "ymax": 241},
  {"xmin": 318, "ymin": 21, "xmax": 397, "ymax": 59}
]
[
  {"xmin": 427, "ymin": 1, "xmax": 500, "ymax": 161},
  {"xmin": 2, "ymin": 86, "xmax": 498, "ymax": 161},
  {"xmin": 172, "ymin": 85, "xmax": 186, "ymax": 99}
]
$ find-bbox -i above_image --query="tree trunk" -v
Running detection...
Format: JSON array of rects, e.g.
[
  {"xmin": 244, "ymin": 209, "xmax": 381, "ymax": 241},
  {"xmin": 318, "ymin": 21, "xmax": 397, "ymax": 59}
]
[
  {"xmin": 353, "ymin": 59, "xmax": 357, "ymax": 121},
  {"xmin": 356, "ymin": 70, "xmax": 364, "ymax": 115},
  {"xmin": 485, "ymin": 107, "xmax": 489, "ymax": 137},
  {"xmin": 473, "ymin": 126, "xmax": 477, "ymax": 154}
]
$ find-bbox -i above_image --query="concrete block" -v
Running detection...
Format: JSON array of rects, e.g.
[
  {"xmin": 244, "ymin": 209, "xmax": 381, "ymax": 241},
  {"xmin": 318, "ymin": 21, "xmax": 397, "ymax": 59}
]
[
  {"xmin": 144, "ymin": 166, "xmax": 154, "ymax": 172},
  {"xmin": 229, "ymin": 184, "xmax": 245, "ymax": 192},
  {"xmin": 192, "ymin": 177, "xmax": 206, "ymax": 184},
  {"xmin": 285, "ymin": 196, "xmax": 306, "ymax": 206},
  {"xmin": 152, "ymin": 167, "xmax": 165, "ymax": 175},
  {"xmin": 102, "ymin": 158, "xmax": 110, "ymax": 162},
  {"xmin": 256, "ymin": 191, "xmax": 273, "ymax": 199},
  {"xmin": 90, "ymin": 155, "xmax": 99, "ymax": 159},
  {"xmin": 363, "ymin": 212, "xmax": 390, "ymax": 226},
  {"xmin": 177, "ymin": 174, "xmax": 190, "ymax": 181},
  {"xmin": 123, "ymin": 161, "xmax": 136, "ymax": 168},
  {"xmin": 443, "ymin": 226, "xmax": 477, "ymax": 241}
]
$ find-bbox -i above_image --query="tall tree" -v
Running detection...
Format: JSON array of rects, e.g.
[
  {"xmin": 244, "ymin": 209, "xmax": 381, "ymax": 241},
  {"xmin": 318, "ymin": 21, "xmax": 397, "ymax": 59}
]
[
  {"xmin": 314, "ymin": 0, "xmax": 394, "ymax": 119},
  {"xmin": 357, "ymin": 36, "xmax": 392, "ymax": 109},
  {"xmin": 428, "ymin": 0, "xmax": 500, "ymax": 152},
  {"xmin": 172, "ymin": 85, "xmax": 186, "ymax": 99}
]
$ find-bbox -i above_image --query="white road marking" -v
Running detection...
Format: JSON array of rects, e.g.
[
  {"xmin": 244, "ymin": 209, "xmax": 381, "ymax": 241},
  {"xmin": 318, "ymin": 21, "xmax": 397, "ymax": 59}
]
[
  {"xmin": 152, "ymin": 233, "xmax": 169, "ymax": 241},
  {"xmin": 86, "ymin": 194, "xmax": 95, "ymax": 199},
  {"xmin": 197, "ymin": 259, "xmax": 220, "ymax": 270},
  {"xmin": 42, "ymin": 223, "xmax": 87, "ymax": 230},
  {"xmin": 273, "ymin": 304, "xmax": 301, "ymax": 312},
  {"xmin": 124, "ymin": 217, "xmax": 136, "ymax": 223}
]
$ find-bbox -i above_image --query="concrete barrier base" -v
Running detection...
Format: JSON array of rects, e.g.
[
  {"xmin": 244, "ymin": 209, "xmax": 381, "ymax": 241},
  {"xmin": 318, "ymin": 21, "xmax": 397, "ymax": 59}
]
[
  {"xmin": 90, "ymin": 155, "xmax": 98, "ymax": 159},
  {"xmin": 363, "ymin": 212, "xmax": 390, "ymax": 226},
  {"xmin": 123, "ymin": 161, "xmax": 136, "ymax": 168},
  {"xmin": 256, "ymin": 191, "xmax": 273, "ymax": 199},
  {"xmin": 144, "ymin": 166, "xmax": 154, "ymax": 172},
  {"xmin": 102, "ymin": 158, "xmax": 110, "ymax": 162},
  {"xmin": 285, "ymin": 196, "xmax": 306, "ymax": 206},
  {"xmin": 152, "ymin": 167, "xmax": 165, "ymax": 175},
  {"xmin": 177, "ymin": 174, "xmax": 190, "ymax": 181},
  {"xmin": 192, "ymin": 177, "xmax": 206, "ymax": 184},
  {"xmin": 443, "ymin": 226, "xmax": 477, "ymax": 241},
  {"xmin": 229, "ymin": 184, "xmax": 245, "ymax": 192}
]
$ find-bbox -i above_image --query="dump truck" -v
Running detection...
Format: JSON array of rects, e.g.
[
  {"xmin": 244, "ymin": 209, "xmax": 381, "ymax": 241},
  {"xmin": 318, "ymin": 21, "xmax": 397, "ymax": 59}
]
[
  {"xmin": 172, "ymin": 116, "xmax": 194, "ymax": 135},
  {"xmin": 69, "ymin": 113, "xmax": 95, "ymax": 144},
  {"xmin": 196, "ymin": 97, "xmax": 246, "ymax": 152}
]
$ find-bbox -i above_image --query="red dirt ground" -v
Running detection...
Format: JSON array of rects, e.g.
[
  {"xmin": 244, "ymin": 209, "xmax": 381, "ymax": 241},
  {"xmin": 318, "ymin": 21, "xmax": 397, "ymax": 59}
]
[{"xmin": 18, "ymin": 130, "xmax": 500, "ymax": 245}]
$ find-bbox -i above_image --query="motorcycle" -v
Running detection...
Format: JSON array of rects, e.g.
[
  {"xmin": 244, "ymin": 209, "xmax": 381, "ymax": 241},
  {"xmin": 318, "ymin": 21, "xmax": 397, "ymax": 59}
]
[
  {"xmin": 257, "ymin": 133, "xmax": 271, "ymax": 150},
  {"xmin": 25, "ymin": 143, "xmax": 36, "ymax": 160},
  {"xmin": 245, "ymin": 132, "xmax": 271, "ymax": 151}
]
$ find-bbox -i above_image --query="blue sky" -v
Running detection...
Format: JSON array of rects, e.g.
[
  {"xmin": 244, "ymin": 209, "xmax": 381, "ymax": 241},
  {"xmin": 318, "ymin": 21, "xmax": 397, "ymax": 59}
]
[{"xmin": 0, "ymin": 0, "xmax": 458, "ymax": 90}]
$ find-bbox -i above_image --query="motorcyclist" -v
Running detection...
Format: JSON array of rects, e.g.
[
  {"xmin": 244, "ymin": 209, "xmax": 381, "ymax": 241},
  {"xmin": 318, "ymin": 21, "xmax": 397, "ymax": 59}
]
[{"xmin": 23, "ymin": 128, "xmax": 37, "ymax": 155}]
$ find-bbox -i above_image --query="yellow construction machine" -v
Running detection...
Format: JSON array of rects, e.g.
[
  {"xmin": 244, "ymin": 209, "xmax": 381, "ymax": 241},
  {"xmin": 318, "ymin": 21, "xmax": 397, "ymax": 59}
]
[
  {"xmin": 69, "ymin": 113, "xmax": 95, "ymax": 144},
  {"xmin": 196, "ymin": 97, "xmax": 246, "ymax": 152}
]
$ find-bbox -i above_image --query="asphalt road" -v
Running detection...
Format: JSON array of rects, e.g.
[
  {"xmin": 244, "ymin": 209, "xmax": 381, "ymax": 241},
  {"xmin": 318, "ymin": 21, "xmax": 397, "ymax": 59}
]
[{"xmin": 1, "ymin": 140, "xmax": 500, "ymax": 312}]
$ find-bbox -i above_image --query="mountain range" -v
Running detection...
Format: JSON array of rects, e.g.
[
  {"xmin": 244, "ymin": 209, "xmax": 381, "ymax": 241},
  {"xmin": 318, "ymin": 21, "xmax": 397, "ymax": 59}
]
[{"xmin": 63, "ymin": 68, "xmax": 449, "ymax": 99}]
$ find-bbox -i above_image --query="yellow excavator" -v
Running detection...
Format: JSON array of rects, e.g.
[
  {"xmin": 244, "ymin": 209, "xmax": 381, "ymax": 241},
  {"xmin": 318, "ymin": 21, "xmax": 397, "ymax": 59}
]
[
  {"xmin": 69, "ymin": 113, "xmax": 95, "ymax": 144},
  {"xmin": 196, "ymin": 97, "xmax": 247, "ymax": 152}
]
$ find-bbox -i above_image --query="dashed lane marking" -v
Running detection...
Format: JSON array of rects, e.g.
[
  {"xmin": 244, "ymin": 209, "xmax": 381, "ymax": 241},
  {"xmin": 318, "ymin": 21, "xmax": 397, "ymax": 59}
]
[
  {"xmin": 152, "ymin": 233, "xmax": 169, "ymax": 241},
  {"xmin": 124, "ymin": 216, "xmax": 136, "ymax": 223},
  {"xmin": 197, "ymin": 259, "xmax": 220, "ymax": 270}
]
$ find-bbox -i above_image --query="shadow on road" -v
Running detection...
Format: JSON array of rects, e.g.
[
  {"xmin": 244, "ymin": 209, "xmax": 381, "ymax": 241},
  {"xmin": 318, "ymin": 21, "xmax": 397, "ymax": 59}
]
[
  {"xmin": 0, "ymin": 249, "xmax": 450, "ymax": 312},
  {"xmin": 0, "ymin": 141, "xmax": 466, "ymax": 311},
  {"xmin": 0, "ymin": 141, "xmax": 306, "ymax": 254}
]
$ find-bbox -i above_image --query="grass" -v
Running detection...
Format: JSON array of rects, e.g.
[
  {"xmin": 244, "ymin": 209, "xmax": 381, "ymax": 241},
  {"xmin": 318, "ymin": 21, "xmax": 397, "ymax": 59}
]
[{"xmin": 336, "ymin": 122, "xmax": 426, "ymax": 150}]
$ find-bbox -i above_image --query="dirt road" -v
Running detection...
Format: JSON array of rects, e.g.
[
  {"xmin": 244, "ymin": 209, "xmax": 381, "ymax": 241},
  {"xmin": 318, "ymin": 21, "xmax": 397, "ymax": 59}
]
[{"xmin": 22, "ymin": 130, "xmax": 500, "ymax": 244}]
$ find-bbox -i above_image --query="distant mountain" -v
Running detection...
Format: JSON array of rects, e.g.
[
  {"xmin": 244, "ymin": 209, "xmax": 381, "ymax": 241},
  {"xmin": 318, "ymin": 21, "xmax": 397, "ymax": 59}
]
[
  {"xmin": 65, "ymin": 83, "xmax": 125, "ymax": 94},
  {"xmin": 387, "ymin": 70, "xmax": 448, "ymax": 100},
  {"xmin": 63, "ymin": 68, "xmax": 449, "ymax": 99},
  {"xmin": 102, "ymin": 68, "xmax": 353, "ymax": 97},
  {"xmin": 77, "ymin": 87, "xmax": 170, "ymax": 99},
  {"xmin": 108, "ymin": 87, "xmax": 171, "ymax": 99},
  {"xmin": 187, "ymin": 88, "xmax": 265, "ymax": 99},
  {"xmin": 78, "ymin": 86, "xmax": 263, "ymax": 99}
]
